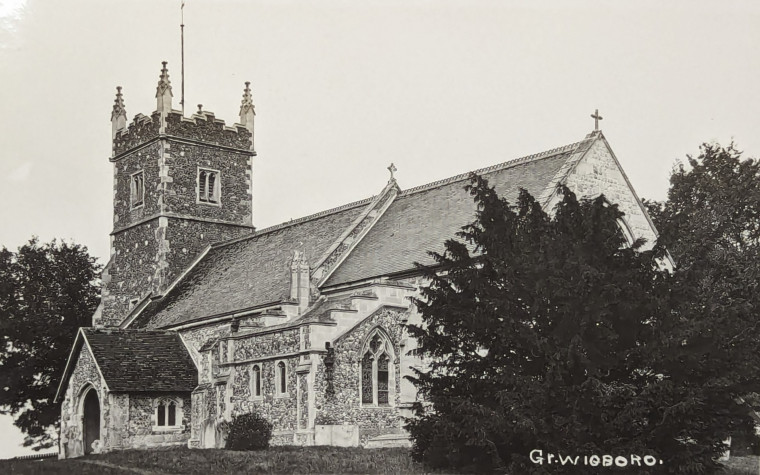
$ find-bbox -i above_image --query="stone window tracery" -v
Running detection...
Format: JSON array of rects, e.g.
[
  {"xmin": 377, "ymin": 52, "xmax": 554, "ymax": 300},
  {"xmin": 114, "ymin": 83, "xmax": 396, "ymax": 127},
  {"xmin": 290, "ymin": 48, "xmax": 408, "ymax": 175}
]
[
  {"xmin": 198, "ymin": 168, "xmax": 221, "ymax": 205},
  {"xmin": 153, "ymin": 398, "xmax": 182, "ymax": 430},
  {"xmin": 360, "ymin": 329, "xmax": 395, "ymax": 407}
]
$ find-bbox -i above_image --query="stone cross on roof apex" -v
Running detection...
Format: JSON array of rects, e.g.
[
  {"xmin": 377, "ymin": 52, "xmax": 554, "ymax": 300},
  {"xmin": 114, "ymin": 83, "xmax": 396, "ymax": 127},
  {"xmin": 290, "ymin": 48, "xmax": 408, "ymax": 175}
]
[
  {"xmin": 591, "ymin": 109, "xmax": 603, "ymax": 131},
  {"xmin": 387, "ymin": 163, "xmax": 397, "ymax": 181}
]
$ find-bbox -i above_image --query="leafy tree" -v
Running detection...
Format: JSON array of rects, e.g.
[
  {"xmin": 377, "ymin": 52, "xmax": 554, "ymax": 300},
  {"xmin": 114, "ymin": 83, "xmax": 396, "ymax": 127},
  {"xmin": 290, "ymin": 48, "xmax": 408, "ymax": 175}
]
[
  {"xmin": 646, "ymin": 143, "xmax": 760, "ymax": 456},
  {"xmin": 645, "ymin": 142, "xmax": 760, "ymax": 265},
  {"xmin": 405, "ymin": 173, "xmax": 759, "ymax": 473},
  {"xmin": 0, "ymin": 238, "xmax": 101, "ymax": 450}
]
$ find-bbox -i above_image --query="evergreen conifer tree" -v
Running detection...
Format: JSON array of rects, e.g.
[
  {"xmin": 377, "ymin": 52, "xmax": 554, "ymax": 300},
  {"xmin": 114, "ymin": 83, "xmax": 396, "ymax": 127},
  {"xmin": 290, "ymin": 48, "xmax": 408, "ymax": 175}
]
[{"xmin": 406, "ymin": 174, "xmax": 755, "ymax": 473}]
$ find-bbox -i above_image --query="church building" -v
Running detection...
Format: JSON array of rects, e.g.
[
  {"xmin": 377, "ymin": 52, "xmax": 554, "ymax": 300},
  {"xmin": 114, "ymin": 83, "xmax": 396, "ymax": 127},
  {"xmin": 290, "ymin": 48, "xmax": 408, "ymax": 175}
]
[{"xmin": 54, "ymin": 63, "xmax": 660, "ymax": 458}]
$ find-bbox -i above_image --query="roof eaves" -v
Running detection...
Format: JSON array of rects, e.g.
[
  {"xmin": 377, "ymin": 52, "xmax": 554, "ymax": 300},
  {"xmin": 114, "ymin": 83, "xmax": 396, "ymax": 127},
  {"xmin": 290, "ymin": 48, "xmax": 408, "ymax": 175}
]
[{"xmin": 158, "ymin": 300, "xmax": 285, "ymax": 331}]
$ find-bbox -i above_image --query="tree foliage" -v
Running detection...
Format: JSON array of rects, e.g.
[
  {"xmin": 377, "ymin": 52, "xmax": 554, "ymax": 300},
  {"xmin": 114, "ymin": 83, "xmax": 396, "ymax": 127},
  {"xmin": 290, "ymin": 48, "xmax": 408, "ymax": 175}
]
[
  {"xmin": 646, "ymin": 143, "xmax": 760, "ymax": 455},
  {"xmin": 0, "ymin": 238, "xmax": 101, "ymax": 450},
  {"xmin": 405, "ymin": 173, "xmax": 760, "ymax": 473},
  {"xmin": 646, "ymin": 142, "xmax": 760, "ymax": 265}
]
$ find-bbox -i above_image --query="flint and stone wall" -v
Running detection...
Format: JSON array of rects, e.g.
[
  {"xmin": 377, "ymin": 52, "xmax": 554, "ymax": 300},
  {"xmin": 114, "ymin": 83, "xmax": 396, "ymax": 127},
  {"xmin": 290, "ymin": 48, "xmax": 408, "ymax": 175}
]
[
  {"xmin": 125, "ymin": 394, "xmax": 191, "ymax": 448},
  {"xmin": 315, "ymin": 307, "xmax": 408, "ymax": 444},
  {"xmin": 59, "ymin": 347, "xmax": 107, "ymax": 458},
  {"xmin": 59, "ymin": 345, "xmax": 191, "ymax": 458},
  {"xmin": 100, "ymin": 109, "xmax": 254, "ymax": 328}
]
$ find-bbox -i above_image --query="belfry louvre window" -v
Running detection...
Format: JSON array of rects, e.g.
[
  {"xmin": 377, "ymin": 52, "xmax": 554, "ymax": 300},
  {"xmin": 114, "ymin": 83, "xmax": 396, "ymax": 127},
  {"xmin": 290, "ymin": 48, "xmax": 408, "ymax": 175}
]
[
  {"xmin": 198, "ymin": 168, "xmax": 220, "ymax": 204},
  {"xmin": 130, "ymin": 171, "xmax": 144, "ymax": 208}
]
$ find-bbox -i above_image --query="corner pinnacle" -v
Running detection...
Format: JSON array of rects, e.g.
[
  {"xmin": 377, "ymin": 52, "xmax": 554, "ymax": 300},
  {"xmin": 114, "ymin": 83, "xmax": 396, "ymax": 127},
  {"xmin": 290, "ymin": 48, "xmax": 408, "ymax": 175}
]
[
  {"xmin": 239, "ymin": 81, "xmax": 255, "ymax": 117},
  {"xmin": 156, "ymin": 61, "xmax": 173, "ymax": 98},
  {"xmin": 111, "ymin": 86, "xmax": 126, "ymax": 121}
]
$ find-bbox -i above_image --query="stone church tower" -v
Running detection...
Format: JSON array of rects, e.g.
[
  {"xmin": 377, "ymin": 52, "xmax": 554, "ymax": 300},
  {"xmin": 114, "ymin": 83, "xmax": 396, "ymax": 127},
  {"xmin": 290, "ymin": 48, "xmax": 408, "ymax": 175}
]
[{"xmin": 95, "ymin": 62, "xmax": 256, "ymax": 327}]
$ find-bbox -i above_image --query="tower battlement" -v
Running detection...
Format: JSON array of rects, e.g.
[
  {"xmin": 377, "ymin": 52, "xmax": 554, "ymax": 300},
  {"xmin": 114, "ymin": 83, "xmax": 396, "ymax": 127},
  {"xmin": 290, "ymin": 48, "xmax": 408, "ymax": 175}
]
[
  {"xmin": 113, "ymin": 110, "xmax": 253, "ymax": 157},
  {"xmin": 111, "ymin": 62, "xmax": 255, "ymax": 158},
  {"xmin": 99, "ymin": 62, "xmax": 256, "ymax": 328}
]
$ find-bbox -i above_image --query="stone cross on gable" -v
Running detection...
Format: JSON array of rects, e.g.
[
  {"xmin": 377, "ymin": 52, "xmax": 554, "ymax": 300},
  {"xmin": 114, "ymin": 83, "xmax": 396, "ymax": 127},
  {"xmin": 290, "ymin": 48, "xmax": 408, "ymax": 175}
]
[
  {"xmin": 387, "ymin": 163, "xmax": 397, "ymax": 180},
  {"xmin": 591, "ymin": 109, "xmax": 603, "ymax": 131}
]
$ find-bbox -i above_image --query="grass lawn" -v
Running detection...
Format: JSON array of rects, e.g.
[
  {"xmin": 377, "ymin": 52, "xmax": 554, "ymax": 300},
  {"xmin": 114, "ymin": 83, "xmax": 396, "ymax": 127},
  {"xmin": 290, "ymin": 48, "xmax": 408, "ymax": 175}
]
[
  {"xmin": 722, "ymin": 455, "xmax": 760, "ymax": 475},
  {"xmin": 0, "ymin": 446, "xmax": 429, "ymax": 474},
  {"xmin": 3, "ymin": 446, "xmax": 757, "ymax": 474}
]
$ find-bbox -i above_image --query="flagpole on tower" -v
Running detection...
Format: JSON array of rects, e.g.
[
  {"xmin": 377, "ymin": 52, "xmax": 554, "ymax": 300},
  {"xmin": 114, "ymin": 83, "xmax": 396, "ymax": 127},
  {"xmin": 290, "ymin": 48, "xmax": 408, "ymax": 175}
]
[{"xmin": 180, "ymin": 0, "xmax": 185, "ymax": 115}]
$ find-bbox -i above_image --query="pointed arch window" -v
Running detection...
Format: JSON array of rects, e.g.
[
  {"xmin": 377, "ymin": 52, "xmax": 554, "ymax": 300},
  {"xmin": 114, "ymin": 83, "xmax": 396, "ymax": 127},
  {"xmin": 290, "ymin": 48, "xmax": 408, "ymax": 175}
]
[{"xmin": 360, "ymin": 329, "xmax": 395, "ymax": 407}]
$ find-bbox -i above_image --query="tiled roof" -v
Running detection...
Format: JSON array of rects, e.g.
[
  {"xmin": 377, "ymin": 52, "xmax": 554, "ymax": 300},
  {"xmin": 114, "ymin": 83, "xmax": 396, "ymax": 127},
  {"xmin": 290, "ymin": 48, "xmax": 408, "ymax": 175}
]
[
  {"xmin": 323, "ymin": 141, "xmax": 585, "ymax": 286},
  {"xmin": 131, "ymin": 135, "xmax": 591, "ymax": 328},
  {"xmin": 136, "ymin": 200, "xmax": 368, "ymax": 329},
  {"xmin": 82, "ymin": 328, "xmax": 197, "ymax": 392}
]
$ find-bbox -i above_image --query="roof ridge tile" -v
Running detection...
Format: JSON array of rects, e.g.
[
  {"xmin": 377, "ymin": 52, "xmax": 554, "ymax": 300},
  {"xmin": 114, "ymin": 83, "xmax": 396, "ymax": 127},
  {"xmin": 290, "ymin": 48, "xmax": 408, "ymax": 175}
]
[
  {"xmin": 399, "ymin": 140, "xmax": 584, "ymax": 198},
  {"xmin": 208, "ymin": 195, "xmax": 378, "ymax": 251}
]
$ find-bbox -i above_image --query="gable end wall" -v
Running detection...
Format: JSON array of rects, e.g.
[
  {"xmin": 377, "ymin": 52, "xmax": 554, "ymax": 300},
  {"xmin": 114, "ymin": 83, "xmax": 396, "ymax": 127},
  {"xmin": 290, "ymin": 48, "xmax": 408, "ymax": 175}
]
[
  {"xmin": 562, "ymin": 139, "xmax": 658, "ymax": 248},
  {"xmin": 59, "ymin": 346, "xmax": 108, "ymax": 458}
]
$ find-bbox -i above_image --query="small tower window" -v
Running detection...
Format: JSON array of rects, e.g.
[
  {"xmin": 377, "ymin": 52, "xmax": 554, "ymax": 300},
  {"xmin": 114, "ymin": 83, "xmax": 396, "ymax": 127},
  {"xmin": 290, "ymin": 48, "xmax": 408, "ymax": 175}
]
[
  {"xmin": 198, "ymin": 168, "xmax": 221, "ymax": 205},
  {"xmin": 130, "ymin": 171, "xmax": 144, "ymax": 209}
]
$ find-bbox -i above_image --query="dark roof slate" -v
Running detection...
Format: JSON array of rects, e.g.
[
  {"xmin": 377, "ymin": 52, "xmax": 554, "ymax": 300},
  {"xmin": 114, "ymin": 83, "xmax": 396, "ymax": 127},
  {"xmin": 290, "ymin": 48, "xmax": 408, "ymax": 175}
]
[
  {"xmin": 82, "ymin": 328, "xmax": 197, "ymax": 392},
  {"xmin": 137, "ymin": 200, "xmax": 368, "ymax": 329},
  {"xmin": 132, "ymin": 135, "xmax": 591, "ymax": 328},
  {"xmin": 323, "ymin": 143, "xmax": 581, "ymax": 286}
]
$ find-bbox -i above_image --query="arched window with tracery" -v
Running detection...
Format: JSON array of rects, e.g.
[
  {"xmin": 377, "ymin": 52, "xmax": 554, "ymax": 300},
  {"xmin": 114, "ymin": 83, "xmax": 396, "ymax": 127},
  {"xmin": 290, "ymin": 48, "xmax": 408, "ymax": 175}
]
[{"xmin": 359, "ymin": 329, "xmax": 395, "ymax": 407}]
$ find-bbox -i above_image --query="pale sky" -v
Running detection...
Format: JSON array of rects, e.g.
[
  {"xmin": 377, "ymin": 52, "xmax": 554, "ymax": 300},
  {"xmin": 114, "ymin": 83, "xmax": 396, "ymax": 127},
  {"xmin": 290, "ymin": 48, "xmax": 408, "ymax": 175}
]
[{"xmin": 0, "ymin": 0, "xmax": 758, "ymax": 459}]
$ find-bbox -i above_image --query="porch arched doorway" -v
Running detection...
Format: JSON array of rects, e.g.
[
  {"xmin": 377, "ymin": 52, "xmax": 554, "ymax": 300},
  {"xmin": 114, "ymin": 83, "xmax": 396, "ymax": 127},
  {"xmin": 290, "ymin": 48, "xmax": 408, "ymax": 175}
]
[{"xmin": 82, "ymin": 388, "xmax": 100, "ymax": 454}]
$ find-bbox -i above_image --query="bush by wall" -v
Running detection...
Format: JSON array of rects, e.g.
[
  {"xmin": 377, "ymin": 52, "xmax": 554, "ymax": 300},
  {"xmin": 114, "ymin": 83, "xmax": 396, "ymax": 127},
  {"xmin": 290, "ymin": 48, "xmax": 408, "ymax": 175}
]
[{"xmin": 225, "ymin": 412, "xmax": 273, "ymax": 451}]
